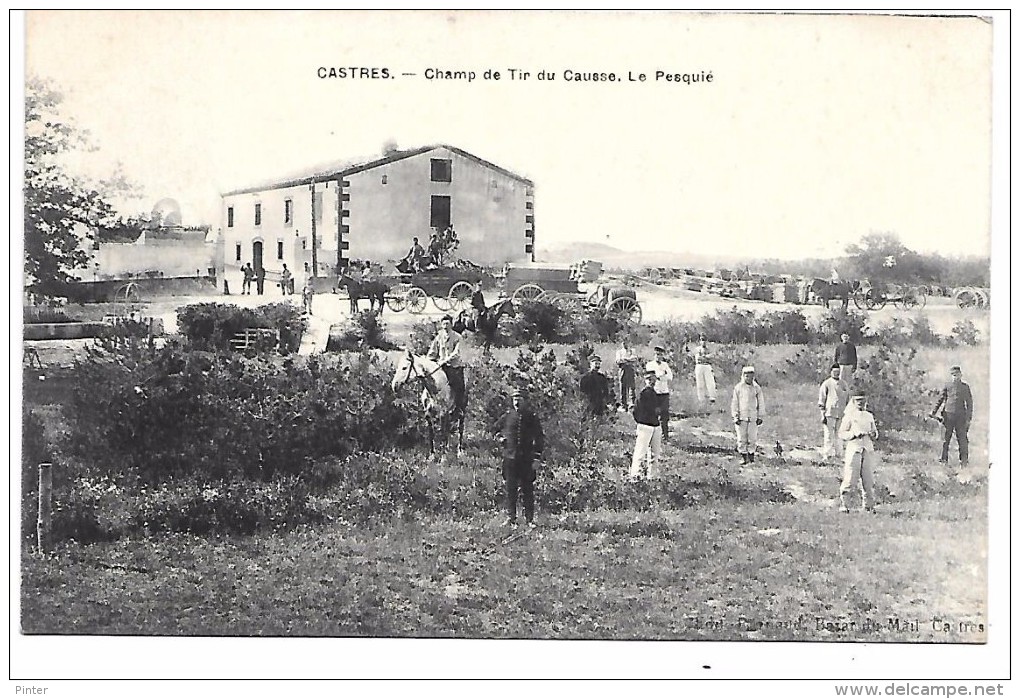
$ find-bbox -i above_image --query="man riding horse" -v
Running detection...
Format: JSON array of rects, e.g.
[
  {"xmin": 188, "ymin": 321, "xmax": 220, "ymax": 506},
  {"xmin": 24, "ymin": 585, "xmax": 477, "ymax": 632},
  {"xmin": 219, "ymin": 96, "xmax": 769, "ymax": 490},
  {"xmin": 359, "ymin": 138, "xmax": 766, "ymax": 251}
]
[{"xmin": 452, "ymin": 284, "xmax": 516, "ymax": 353}]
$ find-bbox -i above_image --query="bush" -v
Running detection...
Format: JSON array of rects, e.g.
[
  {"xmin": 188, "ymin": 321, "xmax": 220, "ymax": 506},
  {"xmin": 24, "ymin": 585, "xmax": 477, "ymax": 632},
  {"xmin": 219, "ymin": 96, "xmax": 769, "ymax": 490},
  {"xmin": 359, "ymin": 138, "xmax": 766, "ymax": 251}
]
[
  {"xmin": 950, "ymin": 319, "xmax": 980, "ymax": 346},
  {"xmin": 69, "ymin": 342, "xmax": 425, "ymax": 483},
  {"xmin": 177, "ymin": 302, "xmax": 306, "ymax": 354},
  {"xmin": 871, "ymin": 313, "xmax": 943, "ymax": 346},
  {"xmin": 132, "ymin": 477, "xmax": 321, "ymax": 536},
  {"xmin": 408, "ymin": 318, "xmax": 440, "ymax": 355},
  {"xmin": 504, "ymin": 300, "xmax": 570, "ymax": 344},
  {"xmin": 851, "ymin": 341, "xmax": 930, "ymax": 431},
  {"xmin": 327, "ymin": 311, "xmax": 399, "ymax": 352},
  {"xmin": 817, "ymin": 307, "xmax": 869, "ymax": 344}
]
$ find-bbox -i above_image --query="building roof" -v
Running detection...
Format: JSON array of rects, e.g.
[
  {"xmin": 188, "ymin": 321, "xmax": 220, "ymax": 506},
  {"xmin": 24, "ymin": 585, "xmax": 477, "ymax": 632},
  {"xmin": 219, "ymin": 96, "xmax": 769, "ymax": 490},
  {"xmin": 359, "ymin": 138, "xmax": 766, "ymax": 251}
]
[{"xmin": 222, "ymin": 144, "xmax": 533, "ymax": 196}]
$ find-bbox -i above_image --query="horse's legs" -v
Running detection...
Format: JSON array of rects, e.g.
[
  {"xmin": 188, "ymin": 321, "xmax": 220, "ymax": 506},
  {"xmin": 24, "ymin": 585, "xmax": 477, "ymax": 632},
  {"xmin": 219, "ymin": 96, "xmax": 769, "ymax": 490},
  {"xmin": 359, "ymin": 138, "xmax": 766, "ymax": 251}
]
[{"xmin": 426, "ymin": 415, "xmax": 436, "ymax": 455}]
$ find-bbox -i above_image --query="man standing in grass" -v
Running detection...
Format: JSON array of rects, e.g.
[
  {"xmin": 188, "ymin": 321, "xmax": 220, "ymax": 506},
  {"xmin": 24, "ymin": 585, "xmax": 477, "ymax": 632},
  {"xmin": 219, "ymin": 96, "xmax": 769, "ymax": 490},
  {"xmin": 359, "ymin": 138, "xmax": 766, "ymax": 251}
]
[
  {"xmin": 834, "ymin": 332, "xmax": 858, "ymax": 385},
  {"xmin": 579, "ymin": 355, "xmax": 614, "ymax": 417},
  {"xmin": 818, "ymin": 363, "xmax": 847, "ymax": 461},
  {"xmin": 931, "ymin": 365, "xmax": 972, "ymax": 467},
  {"xmin": 645, "ymin": 345, "xmax": 674, "ymax": 443},
  {"xmin": 615, "ymin": 337, "xmax": 639, "ymax": 412},
  {"xmin": 731, "ymin": 365, "xmax": 765, "ymax": 464},
  {"xmin": 630, "ymin": 369, "xmax": 662, "ymax": 479},
  {"xmin": 496, "ymin": 387, "xmax": 545, "ymax": 529},
  {"xmin": 693, "ymin": 334, "xmax": 717, "ymax": 411},
  {"xmin": 838, "ymin": 390, "xmax": 879, "ymax": 513}
]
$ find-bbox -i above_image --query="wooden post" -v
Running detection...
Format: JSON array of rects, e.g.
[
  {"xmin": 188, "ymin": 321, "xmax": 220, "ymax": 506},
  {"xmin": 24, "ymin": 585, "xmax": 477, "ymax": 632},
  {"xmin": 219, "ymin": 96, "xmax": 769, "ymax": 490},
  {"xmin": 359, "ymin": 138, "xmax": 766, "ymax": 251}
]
[{"xmin": 37, "ymin": 462, "xmax": 52, "ymax": 553}]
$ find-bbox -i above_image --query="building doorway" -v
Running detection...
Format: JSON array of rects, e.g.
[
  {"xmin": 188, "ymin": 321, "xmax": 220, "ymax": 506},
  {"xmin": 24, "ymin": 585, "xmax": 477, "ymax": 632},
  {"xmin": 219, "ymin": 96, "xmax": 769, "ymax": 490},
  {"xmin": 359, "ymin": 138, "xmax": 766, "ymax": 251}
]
[
  {"xmin": 252, "ymin": 241, "xmax": 264, "ymax": 270},
  {"xmin": 430, "ymin": 195, "xmax": 451, "ymax": 232}
]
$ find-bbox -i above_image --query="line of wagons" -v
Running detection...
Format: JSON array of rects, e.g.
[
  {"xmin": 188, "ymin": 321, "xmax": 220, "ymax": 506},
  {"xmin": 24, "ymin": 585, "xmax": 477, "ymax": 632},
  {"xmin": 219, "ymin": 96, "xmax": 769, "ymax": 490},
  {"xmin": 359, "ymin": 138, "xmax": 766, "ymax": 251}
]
[{"xmin": 343, "ymin": 260, "xmax": 642, "ymax": 323}]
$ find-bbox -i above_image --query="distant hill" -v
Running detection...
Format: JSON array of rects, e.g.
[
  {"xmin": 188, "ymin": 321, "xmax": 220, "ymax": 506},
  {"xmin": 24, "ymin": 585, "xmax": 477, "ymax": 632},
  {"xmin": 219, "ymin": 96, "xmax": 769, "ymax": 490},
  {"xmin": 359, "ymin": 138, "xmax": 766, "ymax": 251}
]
[{"xmin": 536, "ymin": 241, "xmax": 749, "ymax": 271}]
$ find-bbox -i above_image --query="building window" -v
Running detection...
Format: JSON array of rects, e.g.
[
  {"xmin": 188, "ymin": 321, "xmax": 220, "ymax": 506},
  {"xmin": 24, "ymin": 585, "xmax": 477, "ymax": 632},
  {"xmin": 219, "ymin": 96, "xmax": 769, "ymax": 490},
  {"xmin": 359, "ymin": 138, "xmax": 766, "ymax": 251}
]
[
  {"xmin": 277, "ymin": 241, "xmax": 284, "ymax": 260},
  {"xmin": 284, "ymin": 199, "xmax": 293, "ymax": 226},
  {"xmin": 381, "ymin": 174, "xmax": 388, "ymax": 185},
  {"xmin": 227, "ymin": 206, "xmax": 235, "ymax": 227},
  {"xmin": 254, "ymin": 203, "xmax": 262, "ymax": 227},
  {"xmin": 235, "ymin": 243, "xmax": 241, "ymax": 261},
  {"xmin": 430, "ymin": 158, "xmax": 452, "ymax": 182},
  {"xmin": 313, "ymin": 192, "xmax": 323, "ymax": 224}
]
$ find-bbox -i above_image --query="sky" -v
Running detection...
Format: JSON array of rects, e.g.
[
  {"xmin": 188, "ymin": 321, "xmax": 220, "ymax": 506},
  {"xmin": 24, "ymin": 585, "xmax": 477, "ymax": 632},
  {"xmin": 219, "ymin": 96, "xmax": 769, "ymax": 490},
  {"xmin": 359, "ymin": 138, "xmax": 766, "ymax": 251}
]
[{"xmin": 22, "ymin": 11, "xmax": 998, "ymax": 261}]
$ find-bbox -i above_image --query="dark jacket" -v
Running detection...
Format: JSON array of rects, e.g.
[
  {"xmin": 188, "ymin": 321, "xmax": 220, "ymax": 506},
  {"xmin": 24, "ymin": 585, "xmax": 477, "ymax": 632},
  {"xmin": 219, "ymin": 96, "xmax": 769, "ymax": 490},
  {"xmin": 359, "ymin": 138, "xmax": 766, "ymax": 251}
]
[
  {"xmin": 470, "ymin": 290, "xmax": 486, "ymax": 313},
  {"xmin": 834, "ymin": 341, "xmax": 858, "ymax": 368},
  {"xmin": 497, "ymin": 406, "xmax": 544, "ymax": 472},
  {"xmin": 633, "ymin": 386, "xmax": 659, "ymax": 427},
  {"xmin": 933, "ymin": 381, "xmax": 973, "ymax": 420},
  {"xmin": 580, "ymin": 370, "xmax": 613, "ymax": 414}
]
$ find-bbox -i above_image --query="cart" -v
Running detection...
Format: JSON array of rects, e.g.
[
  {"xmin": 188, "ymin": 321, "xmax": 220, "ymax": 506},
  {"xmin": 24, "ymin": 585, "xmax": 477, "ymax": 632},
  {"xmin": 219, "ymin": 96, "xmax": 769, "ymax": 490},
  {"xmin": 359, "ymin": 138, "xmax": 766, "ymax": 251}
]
[
  {"xmin": 852, "ymin": 282, "xmax": 927, "ymax": 311},
  {"xmin": 377, "ymin": 263, "xmax": 492, "ymax": 314},
  {"xmin": 501, "ymin": 263, "xmax": 642, "ymax": 324}
]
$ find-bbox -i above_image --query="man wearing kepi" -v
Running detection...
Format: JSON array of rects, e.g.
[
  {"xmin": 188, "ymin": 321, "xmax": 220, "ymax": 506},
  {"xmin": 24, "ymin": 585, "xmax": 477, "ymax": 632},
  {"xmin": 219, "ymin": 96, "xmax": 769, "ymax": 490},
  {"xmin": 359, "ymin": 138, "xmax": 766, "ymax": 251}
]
[
  {"xmin": 931, "ymin": 365, "xmax": 973, "ymax": 466},
  {"xmin": 838, "ymin": 390, "xmax": 879, "ymax": 513},
  {"xmin": 693, "ymin": 334, "xmax": 717, "ymax": 410},
  {"xmin": 496, "ymin": 386, "xmax": 544, "ymax": 528},
  {"xmin": 818, "ymin": 363, "xmax": 847, "ymax": 461},
  {"xmin": 731, "ymin": 365, "xmax": 765, "ymax": 464},
  {"xmin": 630, "ymin": 369, "xmax": 662, "ymax": 479},
  {"xmin": 834, "ymin": 332, "xmax": 858, "ymax": 385},
  {"xmin": 645, "ymin": 345, "xmax": 674, "ymax": 443}
]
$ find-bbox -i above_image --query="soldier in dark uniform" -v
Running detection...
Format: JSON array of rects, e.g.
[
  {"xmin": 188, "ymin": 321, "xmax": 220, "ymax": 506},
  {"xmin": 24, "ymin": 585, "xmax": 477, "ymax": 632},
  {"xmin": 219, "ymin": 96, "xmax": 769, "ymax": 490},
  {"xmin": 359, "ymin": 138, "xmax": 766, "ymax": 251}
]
[
  {"xmin": 931, "ymin": 365, "xmax": 973, "ymax": 466},
  {"xmin": 579, "ymin": 355, "xmax": 614, "ymax": 416},
  {"xmin": 496, "ymin": 386, "xmax": 545, "ymax": 528}
]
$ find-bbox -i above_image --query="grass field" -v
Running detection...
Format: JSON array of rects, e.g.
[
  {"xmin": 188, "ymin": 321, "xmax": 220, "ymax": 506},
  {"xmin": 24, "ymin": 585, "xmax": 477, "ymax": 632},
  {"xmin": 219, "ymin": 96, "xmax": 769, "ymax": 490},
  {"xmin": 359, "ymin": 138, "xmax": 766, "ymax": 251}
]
[{"xmin": 19, "ymin": 333, "xmax": 990, "ymax": 643}]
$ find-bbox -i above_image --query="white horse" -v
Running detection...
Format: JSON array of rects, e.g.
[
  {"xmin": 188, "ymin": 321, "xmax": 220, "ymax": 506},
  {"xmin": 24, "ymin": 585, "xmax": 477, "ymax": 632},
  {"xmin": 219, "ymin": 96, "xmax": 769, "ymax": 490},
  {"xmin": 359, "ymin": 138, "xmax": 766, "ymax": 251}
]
[{"xmin": 390, "ymin": 349, "xmax": 466, "ymax": 454}]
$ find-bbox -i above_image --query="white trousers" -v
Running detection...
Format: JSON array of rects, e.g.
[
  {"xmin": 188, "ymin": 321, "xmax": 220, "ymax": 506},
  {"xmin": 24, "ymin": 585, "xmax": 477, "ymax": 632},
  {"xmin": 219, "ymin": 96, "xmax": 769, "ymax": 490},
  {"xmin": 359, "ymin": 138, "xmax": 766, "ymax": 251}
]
[
  {"xmin": 839, "ymin": 365, "xmax": 855, "ymax": 385},
  {"xmin": 631, "ymin": 424, "xmax": 662, "ymax": 478},
  {"xmin": 840, "ymin": 447, "xmax": 876, "ymax": 510},
  {"xmin": 821, "ymin": 419, "xmax": 843, "ymax": 459},
  {"xmin": 695, "ymin": 364, "xmax": 717, "ymax": 402},
  {"xmin": 735, "ymin": 420, "xmax": 758, "ymax": 455}
]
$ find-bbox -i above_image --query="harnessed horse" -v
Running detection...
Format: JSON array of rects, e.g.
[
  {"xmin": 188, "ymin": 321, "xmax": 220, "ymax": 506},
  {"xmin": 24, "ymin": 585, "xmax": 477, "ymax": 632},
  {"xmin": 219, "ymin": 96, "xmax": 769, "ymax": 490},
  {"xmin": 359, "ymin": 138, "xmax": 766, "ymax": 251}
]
[
  {"xmin": 337, "ymin": 274, "xmax": 388, "ymax": 314},
  {"xmin": 453, "ymin": 298, "xmax": 516, "ymax": 354},
  {"xmin": 390, "ymin": 350, "xmax": 467, "ymax": 454},
  {"xmin": 809, "ymin": 279, "xmax": 855, "ymax": 309}
]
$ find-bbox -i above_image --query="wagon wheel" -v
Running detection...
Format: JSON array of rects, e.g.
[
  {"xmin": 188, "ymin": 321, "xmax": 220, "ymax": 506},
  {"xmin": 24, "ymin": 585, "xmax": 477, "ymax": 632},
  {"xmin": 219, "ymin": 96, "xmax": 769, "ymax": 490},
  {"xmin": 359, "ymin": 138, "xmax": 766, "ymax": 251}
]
[
  {"xmin": 863, "ymin": 290, "xmax": 886, "ymax": 311},
  {"xmin": 448, "ymin": 280, "xmax": 474, "ymax": 311},
  {"xmin": 385, "ymin": 294, "xmax": 407, "ymax": 312},
  {"xmin": 406, "ymin": 287, "xmax": 428, "ymax": 314},
  {"xmin": 607, "ymin": 297, "xmax": 642, "ymax": 324},
  {"xmin": 955, "ymin": 289, "xmax": 978, "ymax": 308},
  {"xmin": 512, "ymin": 283, "xmax": 545, "ymax": 303},
  {"xmin": 974, "ymin": 290, "xmax": 989, "ymax": 308},
  {"xmin": 553, "ymin": 293, "xmax": 584, "ymax": 313},
  {"xmin": 432, "ymin": 295, "xmax": 454, "ymax": 312},
  {"xmin": 898, "ymin": 287, "xmax": 926, "ymax": 309},
  {"xmin": 852, "ymin": 290, "xmax": 870, "ymax": 311}
]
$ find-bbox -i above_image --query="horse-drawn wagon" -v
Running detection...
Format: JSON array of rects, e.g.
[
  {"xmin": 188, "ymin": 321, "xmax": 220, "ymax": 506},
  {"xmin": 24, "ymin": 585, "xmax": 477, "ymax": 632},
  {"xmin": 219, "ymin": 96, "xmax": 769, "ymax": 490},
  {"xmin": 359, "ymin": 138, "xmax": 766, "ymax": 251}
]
[
  {"xmin": 852, "ymin": 281, "xmax": 928, "ymax": 311},
  {"xmin": 499, "ymin": 262, "xmax": 642, "ymax": 324},
  {"xmin": 338, "ymin": 260, "xmax": 492, "ymax": 314}
]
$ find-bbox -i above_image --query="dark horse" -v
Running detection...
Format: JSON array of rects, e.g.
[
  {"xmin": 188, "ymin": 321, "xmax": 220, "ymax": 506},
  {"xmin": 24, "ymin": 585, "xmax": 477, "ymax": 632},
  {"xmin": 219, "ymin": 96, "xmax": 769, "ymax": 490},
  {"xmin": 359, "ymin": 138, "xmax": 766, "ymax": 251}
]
[
  {"xmin": 809, "ymin": 279, "xmax": 856, "ymax": 309},
  {"xmin": 453, "ymin": 297, "xmax": 516, "ymax": 353},
  {"xmin": 337, "ymin": 274, "xmax": 388, "ymax": 314}
]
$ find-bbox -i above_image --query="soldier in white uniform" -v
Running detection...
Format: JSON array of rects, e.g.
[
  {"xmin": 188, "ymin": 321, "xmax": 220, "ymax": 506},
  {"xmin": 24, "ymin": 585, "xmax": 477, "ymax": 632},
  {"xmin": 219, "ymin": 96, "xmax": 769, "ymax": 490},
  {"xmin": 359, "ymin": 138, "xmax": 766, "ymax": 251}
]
[{"xmin": 730, "ymin": 365, "xmax": 765, "ymax": 464}]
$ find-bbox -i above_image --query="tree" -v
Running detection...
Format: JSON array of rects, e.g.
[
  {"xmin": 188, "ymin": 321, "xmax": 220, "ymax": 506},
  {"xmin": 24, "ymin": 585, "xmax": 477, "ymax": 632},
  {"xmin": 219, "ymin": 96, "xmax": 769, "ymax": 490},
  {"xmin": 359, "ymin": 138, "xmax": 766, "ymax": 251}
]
[
  {"xmin": 24, "ymin": 77, "xmax": 139, "ymax": 294},
  {"xmin": 843, "ymin": 232, "xmax": 942, "ymax": 285}
]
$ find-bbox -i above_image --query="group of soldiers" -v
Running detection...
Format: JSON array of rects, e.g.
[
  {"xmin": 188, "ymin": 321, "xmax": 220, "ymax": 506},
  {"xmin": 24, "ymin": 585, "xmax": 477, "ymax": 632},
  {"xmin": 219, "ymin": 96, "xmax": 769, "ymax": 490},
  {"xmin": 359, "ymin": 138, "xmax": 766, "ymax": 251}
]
[
  {"xmin": 420, "ymin": 303, "xmax": 974, "ymax": 527},
  {"xmin": 575, "ymin": 332, "xmax": 974, "ymax": 514},
  {"xmin": 402, "ymin": 225, "xmax": 459, "ymax": 272}
]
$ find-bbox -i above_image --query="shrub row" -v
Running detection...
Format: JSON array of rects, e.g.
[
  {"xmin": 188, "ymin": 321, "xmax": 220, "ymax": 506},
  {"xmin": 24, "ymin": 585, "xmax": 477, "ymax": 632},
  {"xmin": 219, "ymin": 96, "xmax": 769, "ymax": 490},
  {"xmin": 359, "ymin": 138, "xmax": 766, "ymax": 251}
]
[{"xmin": 176, "ymin": 302, "xmax": 307, "ymax": 354}]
